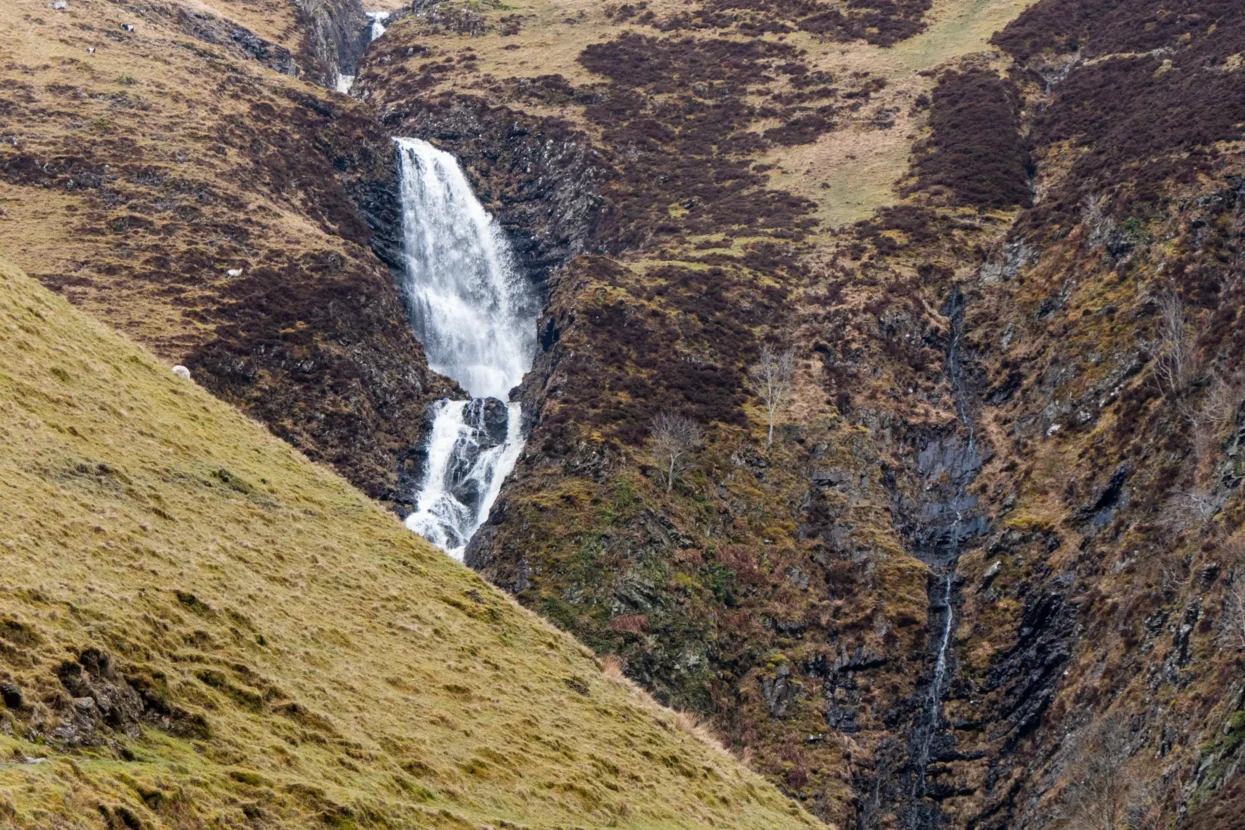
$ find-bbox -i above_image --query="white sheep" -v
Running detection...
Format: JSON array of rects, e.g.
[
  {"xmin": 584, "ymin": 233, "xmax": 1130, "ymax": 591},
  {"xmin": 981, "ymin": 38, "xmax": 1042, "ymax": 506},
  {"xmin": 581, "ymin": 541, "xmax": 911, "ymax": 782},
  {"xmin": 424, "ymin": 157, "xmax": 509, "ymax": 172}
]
[
  {"xmin": 226, "ymin": 268, "xmax": 243, "ymax": 278},
  {"xmin": 171, "ymin": 365, "xmax": 192, "ymax": 381}
]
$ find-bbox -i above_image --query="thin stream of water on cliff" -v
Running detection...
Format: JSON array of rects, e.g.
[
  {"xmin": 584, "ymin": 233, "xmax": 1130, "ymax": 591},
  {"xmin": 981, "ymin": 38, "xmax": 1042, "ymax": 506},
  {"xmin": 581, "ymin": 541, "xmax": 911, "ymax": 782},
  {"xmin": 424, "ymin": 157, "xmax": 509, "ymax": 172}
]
[
  {"xmin": 908, "ymin": 285, "xmax": 979, "ymax": 829},
  {"xmin": 394, "ymin": 137, "xmax": 537, "ymax": 560},
  {"xmin": 334, "ymin": 12, "xmax": 390, "ymax": 95}
]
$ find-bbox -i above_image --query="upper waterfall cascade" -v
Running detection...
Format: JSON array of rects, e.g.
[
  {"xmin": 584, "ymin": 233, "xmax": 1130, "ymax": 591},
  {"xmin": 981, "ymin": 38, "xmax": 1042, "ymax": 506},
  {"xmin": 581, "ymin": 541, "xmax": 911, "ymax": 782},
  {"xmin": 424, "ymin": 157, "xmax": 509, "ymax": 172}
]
[
  {"xmin": 366, "ymin": 11, "xmax": 390, "ymax": 41},
  {"xmin": 395, "ymin": 138, "xmax": 537, "ymax": 400},
  {"xmin": 333, "ymin": 11, "xmax": 389, "ymax": 96},
  {"xmin": 394, "ymin": 138, "xmax": 537, "ymax": 560}
]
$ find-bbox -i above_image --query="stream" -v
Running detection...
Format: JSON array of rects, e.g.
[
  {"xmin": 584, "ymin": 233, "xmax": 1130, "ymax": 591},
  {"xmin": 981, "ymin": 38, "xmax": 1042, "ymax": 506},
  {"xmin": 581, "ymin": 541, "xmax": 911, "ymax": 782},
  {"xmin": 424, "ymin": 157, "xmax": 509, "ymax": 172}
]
[{"xmin": 904, "ymin": 285, "xmax": 984, "ymax": 829}]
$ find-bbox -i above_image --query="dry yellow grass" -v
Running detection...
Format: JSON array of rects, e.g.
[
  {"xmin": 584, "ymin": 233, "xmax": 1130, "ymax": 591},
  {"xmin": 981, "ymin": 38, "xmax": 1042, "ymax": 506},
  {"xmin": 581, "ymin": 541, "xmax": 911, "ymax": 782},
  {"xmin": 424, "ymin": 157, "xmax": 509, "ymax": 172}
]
[{"xmin": 0, "ymin": 256, "xmax": 822, "ymax": 829}]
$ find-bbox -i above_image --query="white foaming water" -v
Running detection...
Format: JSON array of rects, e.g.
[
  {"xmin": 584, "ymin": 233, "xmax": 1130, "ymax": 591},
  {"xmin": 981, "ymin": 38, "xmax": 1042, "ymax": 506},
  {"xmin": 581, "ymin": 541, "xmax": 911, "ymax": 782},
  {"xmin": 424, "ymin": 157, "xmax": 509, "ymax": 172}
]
[
  {"xmin": 404, "ymin": 401, "xmax": 525, "ymax": 560},
  {"xmin": 395, "ymin": 138, "xmax": 536, "ymax": 399},
  {"xmin": 366, "ymin": 11, "xmax": 390, "ymax": 41},
  {"xmin": 395, "ymin": 137, "xmax": 537, "ymax": 560}
]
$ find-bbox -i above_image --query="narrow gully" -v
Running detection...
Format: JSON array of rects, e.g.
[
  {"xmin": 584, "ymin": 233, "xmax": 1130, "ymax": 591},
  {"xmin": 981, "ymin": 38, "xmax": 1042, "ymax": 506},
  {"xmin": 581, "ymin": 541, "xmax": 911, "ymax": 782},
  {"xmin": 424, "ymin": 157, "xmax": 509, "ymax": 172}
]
[{"xmin": 908, "ymin": 284, "xmax": 982, "ymax": 829}]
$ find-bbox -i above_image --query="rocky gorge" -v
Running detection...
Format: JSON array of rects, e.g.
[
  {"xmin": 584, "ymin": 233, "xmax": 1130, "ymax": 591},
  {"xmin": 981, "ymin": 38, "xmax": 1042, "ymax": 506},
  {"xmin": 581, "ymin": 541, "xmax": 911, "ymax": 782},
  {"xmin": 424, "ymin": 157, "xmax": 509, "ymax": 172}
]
[{"xmin": 4, "ymin": 0, "xmax": 1245, "ymax": 827}]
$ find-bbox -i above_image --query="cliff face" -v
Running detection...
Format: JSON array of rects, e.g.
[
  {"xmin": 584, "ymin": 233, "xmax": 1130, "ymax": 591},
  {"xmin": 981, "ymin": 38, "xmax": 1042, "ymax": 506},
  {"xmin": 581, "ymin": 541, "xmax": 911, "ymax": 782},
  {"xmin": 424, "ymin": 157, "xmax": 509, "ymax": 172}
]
[
  {"xmin": 293, "ymin": 0, "xmax": 369, "ymax": 84},
  {"xmin": 359, "ymin": 1, "xmax": 1245, "ymax": 827}
]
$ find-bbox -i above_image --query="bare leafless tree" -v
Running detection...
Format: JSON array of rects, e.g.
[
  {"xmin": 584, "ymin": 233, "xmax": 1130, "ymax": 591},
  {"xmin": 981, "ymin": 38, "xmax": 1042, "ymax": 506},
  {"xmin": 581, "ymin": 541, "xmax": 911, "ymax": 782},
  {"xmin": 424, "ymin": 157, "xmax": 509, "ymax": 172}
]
[
  {"xmin": 1162, "ymin": 488, "xmax": 1219, "ymax": 535},
  {"xmin": 1082, "ymin": 193, "xmax": 1116, "ymax": 251},
  {"xmin": 1059, "ymin": 715, "xmax": 1141, "ymax": 830},
  {"xmin": 1225, "ymin": 577, "xmax": 1245, "ymax": 652},
  {"xmin": 748, "ymin": 346, "xmax": 796, "ymax": 448},
  {"xmin": 650, "ymin": 411, "xmax": 702, "ymax": 492},
  {"xmin": 1152, "ymin": 289, "xmax": 1200, "ymax": 401},
  {"xmin": 1221, "ymin": 537, "xmax": 1245, "ymax": 650},
  {"xmin": 1188, "ymin": 371, "xmax": 1245, "ymax": 476}
]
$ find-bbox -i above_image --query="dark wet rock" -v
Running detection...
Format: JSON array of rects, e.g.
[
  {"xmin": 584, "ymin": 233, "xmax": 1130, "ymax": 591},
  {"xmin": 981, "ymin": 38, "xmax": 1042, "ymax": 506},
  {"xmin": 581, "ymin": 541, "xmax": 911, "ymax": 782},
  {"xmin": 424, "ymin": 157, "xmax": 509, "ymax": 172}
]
[
  {"xmin": 1164, "ymin": 600, "xmax": 1202, "ymax": 685},
  {"xmin": 807, "ymin": 648, "xmax": 888, "ymax": 735},
  {"xmin": 47, "ymin": 649, "xmax": 208, "ymax": 748},
  {"xmin": 377, "ymin": 96, "xmax": 607, "ymax": 287},
  {"xmin": 761, "ymin": 664, "xmax": 800, "ymax": 719},
  {"xmin": 466, "ymin": 398, "xmax": 512, "ymax": 447},
  {"xmin": 1, "ymin": 683, "xmax": 22, "ymax": 709},
  {"xmin": 811, "ymin": 467, "xmax": 848, "ymax": 488},
  {"xmin": 55, "ymin": 649, "xmax": 145, "ymax": 743},
  {"xmin": 355, "ymin": 147, "xmax": 406, "ymax": 274},
  {"xmin": 887, "ymin": 428, "xmax": 986, "ymax": 569},
  {"xmin": 294, "ymin": 0, "xmax": 370, "ymax": 85},
  {"xmin": 979, "ymin": 241, "xmax": 1038, "ymax": 284},
  {"xmin": 985, "ymin": 370, "xmax": 1023, "ymax": 405},
  {"xmin": 1076, "ymin": 463, "xmax": 1130, "ymax": 531},
  {"xmin": 984, "ymin": 588, "xmax": 1075, "ymax": 746}
]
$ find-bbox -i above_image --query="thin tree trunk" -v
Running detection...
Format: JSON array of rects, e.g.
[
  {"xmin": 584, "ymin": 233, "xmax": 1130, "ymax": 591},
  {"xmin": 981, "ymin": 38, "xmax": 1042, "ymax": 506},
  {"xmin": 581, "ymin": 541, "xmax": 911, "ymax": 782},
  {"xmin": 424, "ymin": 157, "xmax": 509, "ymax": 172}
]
[{"xmin": 667, "ymin": 456, "xmax": 675, "ymax": 491}]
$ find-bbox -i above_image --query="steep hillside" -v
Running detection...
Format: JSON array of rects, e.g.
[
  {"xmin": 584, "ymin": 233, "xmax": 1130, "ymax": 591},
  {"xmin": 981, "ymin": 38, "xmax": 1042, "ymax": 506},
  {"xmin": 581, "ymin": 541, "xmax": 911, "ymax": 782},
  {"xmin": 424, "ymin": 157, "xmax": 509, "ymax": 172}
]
[
  {"xmin": 0, "ymin": 0, "xmax": 448, "ymax": 505},
  {"xmin": 0, "ymin": 257, "xmax": 817, "ymax": 829},
  {"xmin": 356, "ymin": 0, "xmax": 1033, "ymax": 823},
  {"xmin": 7, "ymin": 0, "xmax": 1245, "ymax": 827},
  {"xmin": 355, "ymin": 0, "xmax": 1245, "ymax": 827}
]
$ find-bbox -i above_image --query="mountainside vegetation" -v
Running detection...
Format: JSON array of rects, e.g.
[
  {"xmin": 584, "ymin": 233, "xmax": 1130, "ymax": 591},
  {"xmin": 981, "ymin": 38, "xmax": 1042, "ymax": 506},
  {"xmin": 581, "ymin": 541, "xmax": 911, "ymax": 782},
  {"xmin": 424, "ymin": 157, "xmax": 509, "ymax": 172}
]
[
  {"xmin": 357, "ymin": 0, "xmax": 1245, "ymax": 826},
  {"xmin": 5, "ymin": 0, "xmax": 1245, "ymax": 827},
  {"xmin": 0, "ymin": 256, "xmax": 817, "ymax": 829}
]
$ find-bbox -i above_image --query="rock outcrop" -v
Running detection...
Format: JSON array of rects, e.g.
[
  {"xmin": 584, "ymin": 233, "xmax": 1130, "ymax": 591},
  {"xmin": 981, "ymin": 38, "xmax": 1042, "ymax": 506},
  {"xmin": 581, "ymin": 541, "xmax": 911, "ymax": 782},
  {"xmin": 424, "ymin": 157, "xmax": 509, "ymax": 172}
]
[{"xmin": 294, "ymin": 0, "xmax": 370, "ymax": 85}]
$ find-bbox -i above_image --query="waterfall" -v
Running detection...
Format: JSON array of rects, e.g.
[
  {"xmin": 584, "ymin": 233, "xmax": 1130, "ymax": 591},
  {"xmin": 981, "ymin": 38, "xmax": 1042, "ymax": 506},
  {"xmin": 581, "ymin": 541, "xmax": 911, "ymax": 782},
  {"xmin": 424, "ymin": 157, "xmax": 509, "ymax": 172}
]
[
  {"xmin": 394, "ymin": 138, "xmax": 536, "ymax": 400},
  {"xmin": 366, "ymin": 11, "xmax": 390, "ymax": 41},
  {"xmin": 394, "ymin": 137, "xmax": 537, "ymax": 560}
]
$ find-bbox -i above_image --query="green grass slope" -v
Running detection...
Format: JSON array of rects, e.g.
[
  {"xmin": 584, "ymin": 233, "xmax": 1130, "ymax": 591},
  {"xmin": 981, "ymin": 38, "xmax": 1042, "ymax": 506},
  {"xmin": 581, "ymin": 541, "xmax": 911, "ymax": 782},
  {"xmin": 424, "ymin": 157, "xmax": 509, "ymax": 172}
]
[{"xmin": 0, "ymin": 257, "xmax": 819, "ymax": 830}]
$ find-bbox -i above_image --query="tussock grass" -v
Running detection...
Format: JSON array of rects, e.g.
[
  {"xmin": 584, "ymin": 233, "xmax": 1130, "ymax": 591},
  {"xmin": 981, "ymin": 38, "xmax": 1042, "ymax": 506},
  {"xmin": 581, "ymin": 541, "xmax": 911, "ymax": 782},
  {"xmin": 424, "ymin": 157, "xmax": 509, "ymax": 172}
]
[{"xmin": 0, "ymin": 257, "xmax": 820, "ymax": 829}]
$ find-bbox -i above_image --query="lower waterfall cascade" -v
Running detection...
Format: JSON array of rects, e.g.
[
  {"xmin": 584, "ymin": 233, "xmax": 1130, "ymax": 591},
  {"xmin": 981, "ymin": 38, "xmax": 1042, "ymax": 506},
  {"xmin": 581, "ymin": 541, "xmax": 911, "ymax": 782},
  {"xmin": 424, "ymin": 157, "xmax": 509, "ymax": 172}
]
[{"xmin": 394, "ymin": 137, "xmax": 538, "ymax": 560}]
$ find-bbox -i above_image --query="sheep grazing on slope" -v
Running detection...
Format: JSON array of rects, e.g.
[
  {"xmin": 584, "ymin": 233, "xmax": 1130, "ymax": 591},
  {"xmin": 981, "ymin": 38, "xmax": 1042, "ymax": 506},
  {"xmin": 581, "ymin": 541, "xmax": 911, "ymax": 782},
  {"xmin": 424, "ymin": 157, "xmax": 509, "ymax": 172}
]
[
  {"xmin": 225, "ymin": 269, "xmax": 243, "ymax": 278},
  {"xmin": 171, "ymin": 365, "xmax": 192, "ymax": 381}
]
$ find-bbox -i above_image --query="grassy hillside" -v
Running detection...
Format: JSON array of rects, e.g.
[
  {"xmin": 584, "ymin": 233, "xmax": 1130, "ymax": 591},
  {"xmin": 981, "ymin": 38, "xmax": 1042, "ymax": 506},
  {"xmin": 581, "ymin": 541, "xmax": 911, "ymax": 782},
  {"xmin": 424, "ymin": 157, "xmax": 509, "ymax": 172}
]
[
  {"xmin": 0, "ymin": 0, "xmax": 448, "ymax": 502},
  {"xmin": 0, "ymin": 256, "xmax": 818, "ymax": 830}
]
